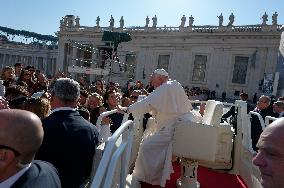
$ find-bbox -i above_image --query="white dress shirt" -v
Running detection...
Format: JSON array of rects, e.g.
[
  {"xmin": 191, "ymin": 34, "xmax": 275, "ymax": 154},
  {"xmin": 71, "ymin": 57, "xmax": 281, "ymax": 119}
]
[{"xmin": 0, "ymin": 163, "xmax": 31, "ymax": 188}]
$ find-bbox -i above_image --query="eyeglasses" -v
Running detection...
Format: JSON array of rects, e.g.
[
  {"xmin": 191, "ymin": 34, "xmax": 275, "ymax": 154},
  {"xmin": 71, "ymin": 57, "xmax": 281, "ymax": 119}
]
[
  {"xmin": 131, "ymin": 95, "xmax": 138, "ymax": 100},
  {"xmin": 0, "ymin": 144, "xmax": 20, "ymax": 156},
  {"xmin": 24, "ymin": 73, "xmax": 31, "ymax": 76}
]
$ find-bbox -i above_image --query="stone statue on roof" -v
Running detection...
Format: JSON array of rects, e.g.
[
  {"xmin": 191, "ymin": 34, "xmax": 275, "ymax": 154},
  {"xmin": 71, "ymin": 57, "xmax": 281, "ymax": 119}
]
[
  {"xmin": 145, "ymin": 16, "xmax": 150, "ymax": 27},
  {"xmin": 152, "ymin": 15, "xmax": 157, "ymax": 28},
  {"xmin": 180, "ymin": 15, "xmax": 186, "ymax": 27},
  {"xmin": 189, "ymin": 15, "xmax": 194, "ymax": 27},
  {"xmin": 96, "ymin": 16, "xmax": 100, "ymax": 27},
  {"xmin": 119, "ymin": 16, "xmax": 124, "ymax": 28},
  {"xmin": 272, "ymin": 12, "xmax": 278, "ymax": 25},
  {"xmin": 60, "ymin": 17, "xmax": 64, "ymax": 27},
  {"xmin": 262, "ymin": 12, "xmax": 268, "ymax": 25},
  {"xmin": 228, "ymin": 13, "xmax": 234, "ymax": 26},
  {"xmin": 75, "ymin": 16, "xmax": 80, "ymax": 27},
  {"xmin": 217, "ymin": 13, "xmax": 223, "ymax": 26},
  {"xmin": 109, "ymin": 15, "xmax": 114, "ymax": 27},
  {"xmin": 64, "ymin": 16, "xmax": 68, "ymax": 26}
]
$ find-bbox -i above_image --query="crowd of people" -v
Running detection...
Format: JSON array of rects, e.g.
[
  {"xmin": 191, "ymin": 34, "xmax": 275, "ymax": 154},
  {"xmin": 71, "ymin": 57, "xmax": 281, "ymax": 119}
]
[{"xmin": 1, "ymin": 63, "xmax": 284, "ymax": 188}]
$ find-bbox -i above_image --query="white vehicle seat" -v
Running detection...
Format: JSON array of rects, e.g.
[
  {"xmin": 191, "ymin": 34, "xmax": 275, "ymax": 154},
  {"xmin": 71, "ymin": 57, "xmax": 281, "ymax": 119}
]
[
  {"xmin": 172, "ymin": 100, "xmax": 234, "ymax": 187},
  {"xmin": 202, "ymin": 100, "xmax": 223, "ymax": 126}
]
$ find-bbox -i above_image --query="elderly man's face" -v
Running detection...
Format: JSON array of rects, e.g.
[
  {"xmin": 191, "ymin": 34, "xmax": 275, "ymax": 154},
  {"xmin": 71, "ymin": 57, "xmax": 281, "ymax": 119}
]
[
  {"xmin": 150, "ymin": 74, "xmax": 163, "ymax": 89},
  {"xmin": 257, "ymin": 97, "xmax": 270, "ymax": 110},
  {"xmin": 253, "ymin": 123, "xmax": 284, "ymax": 188}
]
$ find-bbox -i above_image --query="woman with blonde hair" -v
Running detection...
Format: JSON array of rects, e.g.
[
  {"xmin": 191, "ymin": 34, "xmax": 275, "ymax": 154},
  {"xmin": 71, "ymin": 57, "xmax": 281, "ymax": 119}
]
[
  {"xmin": 23, "ymin": 97, "xmax": 51, "ymax": 119},
  {"xmin": 85, "ymin": 93, "xmax": 104, "ymax": 125}
]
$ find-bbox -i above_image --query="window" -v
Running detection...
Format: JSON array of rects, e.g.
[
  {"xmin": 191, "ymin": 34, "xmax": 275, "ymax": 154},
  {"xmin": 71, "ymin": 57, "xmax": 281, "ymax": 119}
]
[
  {"xmin": 157, "ymin": 55, "xmax": 170, "ymax": 71},
  {"xmin": 125, "ymin": 54, "xmax": 136, "ymax": 78},
  {"xmin": 192, "ymin": 55, "xmax": 207, "ymax": 82},
  {"xmin": 232, "ymin": 56, "xmax": 249, "ymax": 84}
]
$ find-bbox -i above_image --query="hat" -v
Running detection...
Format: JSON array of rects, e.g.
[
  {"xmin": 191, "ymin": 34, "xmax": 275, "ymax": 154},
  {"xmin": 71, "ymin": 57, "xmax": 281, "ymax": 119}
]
[{"xmin": 153, "ymin": 69, "xmax": 169, "ymax": 77}]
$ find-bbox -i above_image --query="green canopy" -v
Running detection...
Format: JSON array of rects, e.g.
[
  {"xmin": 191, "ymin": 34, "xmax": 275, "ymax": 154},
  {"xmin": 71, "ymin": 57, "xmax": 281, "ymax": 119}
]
[
  {"xmin": 102, "ymin": 31, "xmax": 131, "ymax": 49},
  {"xmin": 0, "ymin": 26, "xmax": 58, "ymax": 43}
]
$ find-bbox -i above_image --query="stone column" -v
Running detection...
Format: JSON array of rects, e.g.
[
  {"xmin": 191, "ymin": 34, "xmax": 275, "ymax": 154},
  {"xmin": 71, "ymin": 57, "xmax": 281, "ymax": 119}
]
[
  {"xmin": 57, "ymin": 39, "xmax": 66, "ymax": 72},
  {"xmin": 50, "ymin": 58, "xmax": 54, "ymax": 76},
  {"xmin": 8, "ymin": 55, "xmax": 12, "ymax": 66},
  {"xmin": 2, "ymin": 54, "xmax": 7, "ymax": 67},
  {"xmin": 70, "ymin": 47, "xmax": 77, "ymax": 79},
  {"xmin": 43, "ymin": 57, "xmax": 48, "ymax": 74}
]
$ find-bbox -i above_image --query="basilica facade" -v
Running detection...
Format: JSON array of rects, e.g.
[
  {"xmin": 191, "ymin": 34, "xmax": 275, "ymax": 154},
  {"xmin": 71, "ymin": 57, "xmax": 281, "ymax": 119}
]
[{"xmin": 57, "ymin": 14, "xmax": 283, "ymax": 99}]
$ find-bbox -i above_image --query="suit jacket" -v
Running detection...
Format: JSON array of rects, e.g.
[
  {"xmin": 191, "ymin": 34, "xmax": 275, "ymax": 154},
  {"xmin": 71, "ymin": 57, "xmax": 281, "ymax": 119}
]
[
  {"xmin": 36, "ymin": 110, "xmax": 99, "ymax": 188},
  {"xmin": 251, "ymin": 106, "xmax": 277, "ymax": 151},
  {"xmin": 11, "ymin": 160, "xmax": 61, "ymax": 188}
]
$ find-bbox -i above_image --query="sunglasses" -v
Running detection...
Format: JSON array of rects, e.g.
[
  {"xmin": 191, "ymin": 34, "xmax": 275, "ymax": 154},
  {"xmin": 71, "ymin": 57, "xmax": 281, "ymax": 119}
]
[
  {"xmin": 0, "ymin": 144, "xmax": 20, "ymax": 156},
  {"xmin": 131, "ymin": 95, "xmax": 138, "ymax": 100}
]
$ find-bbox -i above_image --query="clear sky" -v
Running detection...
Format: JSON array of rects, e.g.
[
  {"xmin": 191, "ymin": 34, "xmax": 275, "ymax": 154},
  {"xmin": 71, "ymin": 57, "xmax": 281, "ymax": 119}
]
[{"xmin": 1, "ymin": 0, "xmax": 283, "ymax": 36}]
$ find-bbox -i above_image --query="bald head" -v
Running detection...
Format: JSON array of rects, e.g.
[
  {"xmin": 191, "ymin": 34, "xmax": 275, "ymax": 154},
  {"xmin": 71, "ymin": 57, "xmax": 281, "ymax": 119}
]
[
  {"xmin": 0, "ymin": 109, "xmax": 43, "ymax": 164},
  {"xmin": 257, "ymin": 118, "xmax": 284, "ymax": 150},
  {"xmin": 263, "ymin": 118, "xmax": 284, "ymax": 137},
  {"xmin": 253, "ymin": 118, "xmax": 284, "ymax": 188}
]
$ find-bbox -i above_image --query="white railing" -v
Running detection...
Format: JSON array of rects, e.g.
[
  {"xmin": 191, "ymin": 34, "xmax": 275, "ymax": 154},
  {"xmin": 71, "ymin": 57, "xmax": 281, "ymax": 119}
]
[
  {"xmin": 96, "ymin": 109, "xmax": 129, "ymax": 143},
  {"xmin": 90, "ymin": 120, "xmax": 134, "ymax": 188},
  {"xmin": 249, "ymin": 111, "xmax": 266, "ymax": 130},
  {"xmin": 265, "ymin": 116, "xmax": 278, "ymax": 126}
]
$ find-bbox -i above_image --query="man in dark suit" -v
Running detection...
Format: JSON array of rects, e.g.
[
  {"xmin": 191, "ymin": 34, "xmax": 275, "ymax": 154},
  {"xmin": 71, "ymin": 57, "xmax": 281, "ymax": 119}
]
[
  {"xmin": 221, "ymin": 93, "xmax": 254, "ymax": 134},
  {"xmin": 0, "ymin": 109, "xmax": 61, "ymax": 188},
  {"xmin": 222, "ymin": 92, "xmax": 254, "ymax": 120},
  {"xmin": 251, "ymin": 95, "xmax": 277, "ymax": 151},
  {"xmin": 36, "ymin": 78, "xmax": 99, "ymax": 188}
]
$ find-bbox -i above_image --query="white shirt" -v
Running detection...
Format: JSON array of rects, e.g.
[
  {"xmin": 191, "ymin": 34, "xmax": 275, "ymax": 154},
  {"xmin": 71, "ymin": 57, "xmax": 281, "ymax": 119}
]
[
  {"xmin": 49, "ymin": 107, "xmax": 75, "ymax": 115},
  {"xmin": 0, "ymin": 163, "xmax": 31, "ymax": 188}
]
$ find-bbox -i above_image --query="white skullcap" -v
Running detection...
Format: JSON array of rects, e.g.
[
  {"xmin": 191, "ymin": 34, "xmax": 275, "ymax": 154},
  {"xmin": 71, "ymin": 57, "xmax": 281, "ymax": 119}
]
[{"xmin": 153, "ymin": 69, "xmax": 169, "ymax": 77}]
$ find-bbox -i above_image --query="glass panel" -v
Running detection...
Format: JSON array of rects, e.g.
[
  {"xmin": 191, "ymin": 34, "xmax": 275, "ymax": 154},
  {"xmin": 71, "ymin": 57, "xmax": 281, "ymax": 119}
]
[
  {"xmin": 192, "ymin": 55, "xmax": 207, "ymax": 82},
  {"xmin": 232, "ymin": 56, "xmax": 249, "ymax": 84},
  {"xmin": 125, "ymin": 54, "xmax": 136, "ymax": 78},
  {"xmin": 157, "ymin": 55, "xmax": 170, "ymax": 71}
]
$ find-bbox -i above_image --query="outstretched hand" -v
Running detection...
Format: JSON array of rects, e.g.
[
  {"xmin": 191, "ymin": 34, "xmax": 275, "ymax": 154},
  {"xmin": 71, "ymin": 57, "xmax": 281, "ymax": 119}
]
[{"xmin": 116, "ymin": 105, "xmax": 128, "ymax": 114}]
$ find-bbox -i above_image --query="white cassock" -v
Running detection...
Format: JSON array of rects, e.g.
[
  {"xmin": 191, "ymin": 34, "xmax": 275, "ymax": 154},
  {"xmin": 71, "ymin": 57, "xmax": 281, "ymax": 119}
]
[{"xmin": 128, "ymin": 80, "xmax": 197, "ymax": 187}]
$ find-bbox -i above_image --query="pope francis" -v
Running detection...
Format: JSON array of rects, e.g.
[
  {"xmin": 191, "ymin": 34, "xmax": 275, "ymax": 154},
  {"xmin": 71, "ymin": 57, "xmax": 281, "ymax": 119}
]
[{"xmin": 125, "ymin": 69, "xmax": 196, "ymax": 187}]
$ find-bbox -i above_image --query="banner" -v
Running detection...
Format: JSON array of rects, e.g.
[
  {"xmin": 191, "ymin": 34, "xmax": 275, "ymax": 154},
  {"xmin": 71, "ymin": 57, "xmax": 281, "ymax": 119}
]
[{"xmin": 68, "ymin": 65, "xmax": 109, "ymax": 75}]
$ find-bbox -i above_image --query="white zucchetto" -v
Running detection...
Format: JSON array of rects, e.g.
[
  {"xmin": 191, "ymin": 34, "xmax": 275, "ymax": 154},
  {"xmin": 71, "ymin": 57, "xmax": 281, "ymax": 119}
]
[{"xmin": 153, "ymin": 69, "xmax": 169, "ymax": 77}]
